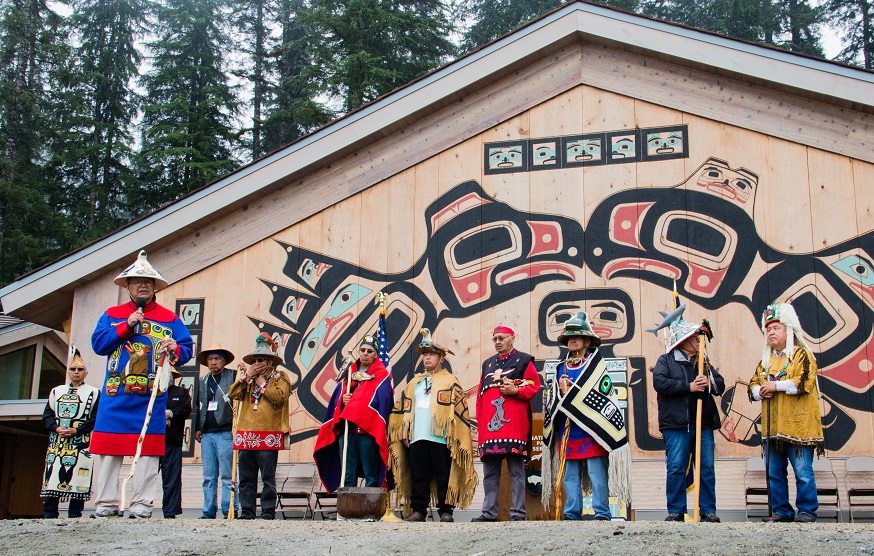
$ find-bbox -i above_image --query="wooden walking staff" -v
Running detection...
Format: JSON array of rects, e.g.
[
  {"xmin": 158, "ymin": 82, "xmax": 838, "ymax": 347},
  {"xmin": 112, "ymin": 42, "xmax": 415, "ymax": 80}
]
[
  {"xmin": 692, "ymin": 319, "xmax": 713, "ymax": 523},
  {"xmin": 120, "ymin": 345, "xmax": 175, "ymax": 514},
  {"xmin": 335, "ymin": 348, "xmax": 355, "ymax": 520},
  {"xmin": 228, "ymin": 362, "xmax": 246, "ymax": 520},
  {"xmin": 553, "ymin": 365, "xmax": 572, "ymax": 520}
]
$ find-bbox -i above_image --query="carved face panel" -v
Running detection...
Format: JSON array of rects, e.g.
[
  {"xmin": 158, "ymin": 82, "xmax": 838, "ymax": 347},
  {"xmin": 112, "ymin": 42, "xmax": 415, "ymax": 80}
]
[
  {"xmin": 645, "ymin": 130, "xmax": 683, "ymax": 157},
  {"xmin": 608, "ymin": 132, "xmax": 638, "ymax": 164},
  {"xmin": 566, "ymin": 138, "xmax": 602, "ymax": 163},
  {"xmin": 487, "ymin": 145, "xmax": 524, "ymax": 170},
  {"xmin": 530, "ymin": 141, "xmax": 558, "ymax": 167}
]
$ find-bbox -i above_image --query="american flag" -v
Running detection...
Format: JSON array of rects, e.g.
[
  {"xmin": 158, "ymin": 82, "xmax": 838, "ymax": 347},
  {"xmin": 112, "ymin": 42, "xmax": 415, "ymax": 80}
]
[{"xmin": 376, "ymin": 309, "xmax": 391, "ymax": 371}]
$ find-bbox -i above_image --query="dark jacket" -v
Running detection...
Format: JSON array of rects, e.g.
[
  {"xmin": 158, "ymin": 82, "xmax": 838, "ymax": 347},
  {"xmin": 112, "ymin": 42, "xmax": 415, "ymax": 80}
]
[
  {"xmin": 193, "ymin": 367, "xmax": 236, "ymax": 433},
  {"xmin": 165, "ymin": 383, "xmax": 192, "ymax": 446},
  {"xmin": 653, "ymin": 349, "xmax": 725, "ymax": 431}
]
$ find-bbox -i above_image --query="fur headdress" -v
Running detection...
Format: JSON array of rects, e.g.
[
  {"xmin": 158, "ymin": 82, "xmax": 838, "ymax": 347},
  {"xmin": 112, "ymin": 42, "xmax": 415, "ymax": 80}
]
[{"xmin": 760, "ymin": 302, "xmax": 809, "ymax": 367}]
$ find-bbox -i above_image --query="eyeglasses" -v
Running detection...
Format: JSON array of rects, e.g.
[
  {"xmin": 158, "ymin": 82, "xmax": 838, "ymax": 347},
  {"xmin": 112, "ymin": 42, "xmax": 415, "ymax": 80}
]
[
  {"xmin": 359, "ymin": 348, "xmax": 375, "ymax": 354},
  {"xmin": 69, "ymin": 368, "xmax": 86, "ymax": 372},
  {"xmin": 128, "ymin": 278, "xmax": 154, "ymax": 286}
]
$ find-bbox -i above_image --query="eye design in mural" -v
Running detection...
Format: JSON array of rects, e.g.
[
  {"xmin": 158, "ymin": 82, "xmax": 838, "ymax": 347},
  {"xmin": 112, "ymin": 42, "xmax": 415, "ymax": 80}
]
[
  {"xmin": 422, "ymin": 180, "xmax": 584, "ymax": 319},
  {"xmin": 586, "ymin": 157, "xmax": 761, "ymax": 304}
]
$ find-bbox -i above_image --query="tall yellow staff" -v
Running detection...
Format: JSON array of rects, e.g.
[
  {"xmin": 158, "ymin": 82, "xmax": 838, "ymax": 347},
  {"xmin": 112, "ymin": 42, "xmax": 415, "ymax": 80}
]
[
  {"xmin": 553, "ymin": 416, "xmax": 572, "ymax": 520},
  {"xmin": 692, "ymin": 319, "xmax": 713, "ymax": 523},
  {"xmin": 227, "ymin": 362, "xmax": 245, "ymax": 520}
]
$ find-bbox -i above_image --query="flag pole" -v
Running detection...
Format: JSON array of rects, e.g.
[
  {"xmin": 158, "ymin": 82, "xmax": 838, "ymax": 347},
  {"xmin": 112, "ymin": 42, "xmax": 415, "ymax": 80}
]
[{"xmin": 375, "ymin": 292, "xmax": 402, "ymax": 522}]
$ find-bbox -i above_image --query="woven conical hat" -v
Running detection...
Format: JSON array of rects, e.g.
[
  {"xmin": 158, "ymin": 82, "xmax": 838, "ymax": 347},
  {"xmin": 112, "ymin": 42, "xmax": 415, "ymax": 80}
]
[{"xmin": 114, "ymin": 250, "xmax": 169, "ymax": 290}]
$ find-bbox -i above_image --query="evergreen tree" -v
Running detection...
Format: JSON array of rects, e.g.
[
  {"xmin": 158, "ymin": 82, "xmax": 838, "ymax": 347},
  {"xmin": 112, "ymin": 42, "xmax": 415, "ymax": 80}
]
[
  {"xmin": 50, "ymin": 0, "xmax": 148, "ymax": 239},
  {"xmin": 260, "ymin": 0, "xmax": 331, "ymax": 154},
  {"xmin": 233, "ymin": 0, "xmax": 330, "ymax": 159},
  {"xmin": 770, "ymin": 0, "xmax": 825, "ymax": 55},
  {"xmin": 135, "ymin": 0, "xmax": 239, "ymax": 212},
  {"xmin": 459, "ymin": 0, "xmax": 565, "ymax": 52},
  {"xmin": 0, "ymin": 0, "xmax": 77, "ymax": 286},
  {"xmin": 825, "ymin": 0, "xmax": 873, "ymax": 68},
  {"xmin": 304, "ymin": 0, "xmax": 456, "ymax": 112},
  {"xmin": 234, "ymin": 0, "xmax": 273, "ymax": 160}
]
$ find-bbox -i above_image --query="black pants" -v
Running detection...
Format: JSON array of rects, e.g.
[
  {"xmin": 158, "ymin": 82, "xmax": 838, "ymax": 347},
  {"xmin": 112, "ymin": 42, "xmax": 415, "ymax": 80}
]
[
  {"xmin": 43, "ymin": 496, "xmax": 84, "ymax": 518},
  {"xmin": 159, "ymin": 444, "xmax": 183, "ymax": 517},
  {"xmin": 409, "ymin": 440, "xmax": 453, "ymax": 515},
  {"xmin": 238, "ymin": 449, "xmax": 278, "ymax": 519}
]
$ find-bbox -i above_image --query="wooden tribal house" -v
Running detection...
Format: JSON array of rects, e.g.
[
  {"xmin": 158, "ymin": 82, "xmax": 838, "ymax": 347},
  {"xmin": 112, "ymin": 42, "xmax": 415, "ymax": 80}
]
[{"xmin": 2, "ymin": 1, "xmax": 873, "ymax": 515}]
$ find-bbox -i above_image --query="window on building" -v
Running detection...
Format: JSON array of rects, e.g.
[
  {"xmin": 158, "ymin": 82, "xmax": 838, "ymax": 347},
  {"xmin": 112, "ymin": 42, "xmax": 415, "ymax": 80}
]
[
  {"xmin": 0, "ymin": 346, "xmax": 36, "ymax": 400},
  {"xmin": 36, "ymin": 348, "xmax": 66, "ymax": 399}
]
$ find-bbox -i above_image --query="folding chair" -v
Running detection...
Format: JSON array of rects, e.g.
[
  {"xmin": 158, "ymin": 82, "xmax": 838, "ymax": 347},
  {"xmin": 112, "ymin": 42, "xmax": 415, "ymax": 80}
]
[
  {"xmin": 275, "ymin": 464, "xmax": 315, "ymax": 519},
  {"xmin": 846, "ymin": 456, "xmax": 874, "ymax": 523}
]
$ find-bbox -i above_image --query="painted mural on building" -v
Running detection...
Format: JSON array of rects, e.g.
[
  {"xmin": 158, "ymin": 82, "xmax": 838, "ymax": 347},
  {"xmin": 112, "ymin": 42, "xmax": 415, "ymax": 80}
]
[{"xmin": 242, "ymin": 123, "xmax": 873, "ymax": 456}]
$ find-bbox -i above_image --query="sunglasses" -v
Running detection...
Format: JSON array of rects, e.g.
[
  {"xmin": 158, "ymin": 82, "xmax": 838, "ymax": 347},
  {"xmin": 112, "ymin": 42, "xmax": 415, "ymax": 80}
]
[
  {"xmin": 69, "ymin": 367, "xmax": 86, "ymax": 372},
  {"xmin": 359, "ymin": 348, "xmax": 375, "ymax": 354}
]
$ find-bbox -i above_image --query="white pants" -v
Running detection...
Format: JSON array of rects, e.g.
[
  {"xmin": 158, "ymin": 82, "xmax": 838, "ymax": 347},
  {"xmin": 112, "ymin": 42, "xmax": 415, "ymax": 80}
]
[{"xmin": 94, "ymin": 454, "xmax": 159, "ymax": 514}]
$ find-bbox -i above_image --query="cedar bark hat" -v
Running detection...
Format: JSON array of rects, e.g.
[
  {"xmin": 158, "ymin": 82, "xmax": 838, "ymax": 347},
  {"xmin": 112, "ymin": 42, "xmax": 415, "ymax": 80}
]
[
  {"xmin": 415, "ymin": 328, "xmax": 454, "ymax": 357},
  {"xmin": 114, "ymin": 250, "xmax": 169, "ymax": 290},
  {"xmin": 196, "ymin": 343, "xmax": 236, "ymax": 366},
  {"xmin": 242, "ymin": 333, "xmax": 283, "ymax": 365},
  {"xmin": 67, "ymin": 346, "xmax": 86, "ymax": 370},
  {"xmin": 557, "ymin": 311, "xmax": 601, "ymax": 347}
]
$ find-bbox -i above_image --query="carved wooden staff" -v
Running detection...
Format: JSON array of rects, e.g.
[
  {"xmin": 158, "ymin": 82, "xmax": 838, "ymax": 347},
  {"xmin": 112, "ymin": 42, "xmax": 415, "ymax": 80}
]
[
  {"xmin": 120, "ymin": 347, "xmax": 173, "ymax": 514},
  {"xmin": 553, "ymin": 363, "xmax": 572, "ymax": 520},
  {"xmin": 336, "ymin": 349, "xmax": 355, "ymax": 520},
  {"xmin": 692, "ymin": 320, "xmax": 712, "ymax": 523},
  {"xmin": 228, "ymin": 362, "xmax": 245, "ymax": 519}
]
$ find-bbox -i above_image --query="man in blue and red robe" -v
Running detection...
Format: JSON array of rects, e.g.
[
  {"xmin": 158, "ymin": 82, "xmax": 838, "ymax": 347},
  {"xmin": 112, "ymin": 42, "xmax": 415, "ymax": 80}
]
[
  {"xmin": 314, "ymin": 335, "xmax": 393, "ymax": 492},
  {"xmin": 90, "ymin": 251, "xmax": 193, "ymax": 519}
]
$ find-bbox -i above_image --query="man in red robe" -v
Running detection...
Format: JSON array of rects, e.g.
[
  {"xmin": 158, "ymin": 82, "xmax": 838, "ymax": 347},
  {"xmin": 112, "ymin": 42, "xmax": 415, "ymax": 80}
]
[
  {"xmin": 472, "ymin": 325, "xmax": 541, "ymax": 522},
  {"xmin": 314, "ymin": 335, "xmax": 393, "ymax": 492}
]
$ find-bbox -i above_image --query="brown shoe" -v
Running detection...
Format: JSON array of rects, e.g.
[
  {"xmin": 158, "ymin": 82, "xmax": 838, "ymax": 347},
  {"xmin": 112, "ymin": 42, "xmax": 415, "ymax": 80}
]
[
  {"xmin": 439, "ymin": 513, "xmax": 454, "ymax": 523},
  {"xmin": 405, "ymin": 511, "xmax": 426, "ymax": 522}
]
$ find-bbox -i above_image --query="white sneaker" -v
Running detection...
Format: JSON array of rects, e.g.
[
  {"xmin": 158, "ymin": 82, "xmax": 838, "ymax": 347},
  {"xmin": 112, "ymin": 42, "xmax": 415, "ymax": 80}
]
[
  {"xmin": 90, "ymin": 508, "xmax": 121, "ymax": 518},
  {"xmin": 127, "ymin": 509, "xmax": 152, "ymax": 519}
]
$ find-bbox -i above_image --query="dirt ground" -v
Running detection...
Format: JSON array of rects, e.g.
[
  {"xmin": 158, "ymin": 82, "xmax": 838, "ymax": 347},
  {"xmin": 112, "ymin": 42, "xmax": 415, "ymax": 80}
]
[{"xmin": 3, "ymin": 518, "xmax": 874, "ymax": 556}]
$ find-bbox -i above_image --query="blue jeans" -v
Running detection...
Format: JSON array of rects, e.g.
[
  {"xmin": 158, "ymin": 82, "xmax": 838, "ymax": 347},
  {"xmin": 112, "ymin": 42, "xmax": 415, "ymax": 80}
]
[
  {"xmin": 562, "ymin": 456, "xmax": 610, "ymax": 520},
  {"xmin": 201, "ymin": 431, "xmax": 237, "ymax": 518},
  {"xmin": 663, "ymin": 428, "xmax": 716, "ymax": 515},
  {"xmin": 339, "ymin": 431, "xmax": 381, "ymax": 487},
  {"xmin": 765, "ymin": 441, "xmax": 817, "ymax": 520}
]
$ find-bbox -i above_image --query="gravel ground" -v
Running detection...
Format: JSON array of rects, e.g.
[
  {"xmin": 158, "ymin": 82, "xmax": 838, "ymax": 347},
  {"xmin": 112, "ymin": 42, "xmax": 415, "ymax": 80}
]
[{"xmin": 3, "ymin": 519, "xmax": 874, "ymax": 556}]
